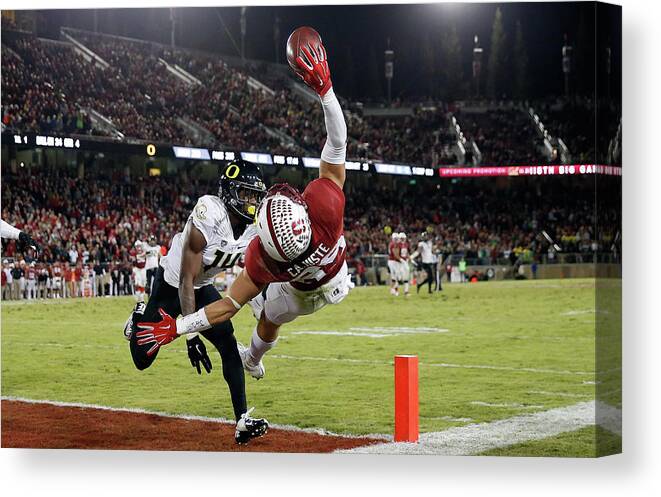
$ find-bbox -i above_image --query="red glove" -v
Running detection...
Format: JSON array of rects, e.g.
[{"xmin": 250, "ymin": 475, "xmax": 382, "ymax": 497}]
[
  {"xmin": 294, "ymin": 43, "xmax": 332, "ymax": 96},
  {"xmin": 135, "ymin": 308, "xmax": 179, "ymax": 356}
]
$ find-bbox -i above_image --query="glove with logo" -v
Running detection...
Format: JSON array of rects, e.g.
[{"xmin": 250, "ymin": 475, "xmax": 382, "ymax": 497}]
[
  {"xmin": 135, "ymin": 308, "xmax": 179, "ymax": 356},
  {"xmin": 187, "ymin": 334, "xmax": 212, "ymax": 374}
]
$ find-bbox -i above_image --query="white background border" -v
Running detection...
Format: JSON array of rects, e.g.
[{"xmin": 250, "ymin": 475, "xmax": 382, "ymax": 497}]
[{"xmin": 1, "ymin": 0, "xmax": 659, "ymax": 495}]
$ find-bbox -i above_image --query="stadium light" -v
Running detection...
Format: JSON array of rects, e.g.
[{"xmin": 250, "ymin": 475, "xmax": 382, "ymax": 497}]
[{"xmin": 384, "ymin": 38, "xmax": 394, "ymax": 106}]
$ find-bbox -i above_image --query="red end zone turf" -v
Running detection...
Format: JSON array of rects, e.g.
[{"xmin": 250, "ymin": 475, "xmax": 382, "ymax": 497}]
[{"xmin": 1, "ymin": 400, "xmax": 381, "ymax": 453}]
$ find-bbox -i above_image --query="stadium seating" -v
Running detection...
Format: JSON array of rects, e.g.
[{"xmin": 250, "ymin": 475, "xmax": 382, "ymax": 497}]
[
  {"xmin": 1, "ymin": 28, "xmax": 568, "ymax": 168},
  {"xmin": 455, "ymin": 107, "xmax": 546, "ymax": 165}
]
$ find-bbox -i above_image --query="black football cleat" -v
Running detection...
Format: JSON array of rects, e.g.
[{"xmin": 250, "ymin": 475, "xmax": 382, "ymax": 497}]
[
  {"xmin": 123, "ymin": 301, "xmax": 146, "ymax": 341},
  {"xmin": 235, "ymin": 408, "xmax": 269, "ymax": 445}
]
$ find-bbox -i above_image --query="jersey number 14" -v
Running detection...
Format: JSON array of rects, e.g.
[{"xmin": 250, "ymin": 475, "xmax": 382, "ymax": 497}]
[{"xmin": 204, "ymin": 250, "xmax": 242, "ymax": 271}]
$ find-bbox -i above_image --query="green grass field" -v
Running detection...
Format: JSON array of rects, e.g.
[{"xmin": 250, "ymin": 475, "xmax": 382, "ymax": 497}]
[{"xmin": 1, "ymin": 278, "xmax": 621, "ymax": 456}]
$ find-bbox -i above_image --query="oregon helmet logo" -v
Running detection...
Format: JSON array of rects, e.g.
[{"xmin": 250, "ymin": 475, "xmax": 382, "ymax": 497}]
[{"xmin": 225, "ymin": 163, "xmax": 241, "ymax": 179}]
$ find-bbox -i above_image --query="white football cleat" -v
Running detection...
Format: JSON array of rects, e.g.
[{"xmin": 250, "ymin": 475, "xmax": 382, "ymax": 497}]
[
  {"xmin": 123, "ymin": 301, "xmax": 146, "ymax": 341},
  {"xmin": 237, "ymin": 342, "xmax": 265, "ymax": 380}
]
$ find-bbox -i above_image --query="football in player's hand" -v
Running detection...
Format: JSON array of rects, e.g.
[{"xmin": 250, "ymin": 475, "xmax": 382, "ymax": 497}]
[
  {"xmin": 286, "ymin": 26, "xmax": 332, "ymax": 96},
  {"xmin": 286, "ymin": 26, "xmax": 322, "ymax": 74}
]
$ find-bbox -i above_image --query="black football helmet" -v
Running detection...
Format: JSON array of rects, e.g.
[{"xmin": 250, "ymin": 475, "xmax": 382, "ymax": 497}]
[{"xmin": 218, "ymin": 159, "xmax": 267, "ymax": 222}]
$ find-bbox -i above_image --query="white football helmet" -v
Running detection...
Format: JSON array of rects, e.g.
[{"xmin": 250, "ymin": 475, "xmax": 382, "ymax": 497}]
[{"xmin": 256, "ymin": 193, "xmax": 311, "ymax": 262}]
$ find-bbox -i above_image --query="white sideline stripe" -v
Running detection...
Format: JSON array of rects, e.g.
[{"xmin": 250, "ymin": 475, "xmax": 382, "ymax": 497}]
[
  {"xmin": 433, "ymin": 416, "xmax": 474, "ymax": 423},
  {"xmin": 561, "ymin": 309, "xmax": 596, "ymax": 316},
  {"xmin": 1, "ymin": 339, "xmax": 595, "ymax": 376},
  {"xmin": 0, "ymin": 396, "xmax": 390, "ymax": 441},
  {"xmin": 471, "ymin": 401, "xmax": 545, "ymax": 409},
  {"xmin": 529, "ymin": 390, "xmax": 592, "ymax": 398},
  {"xmin": 336, "ymin": 401, "xmax": 622, "ymax": 455}
]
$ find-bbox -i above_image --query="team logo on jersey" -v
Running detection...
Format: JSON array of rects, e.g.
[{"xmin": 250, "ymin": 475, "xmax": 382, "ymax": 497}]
[{"xmin": 194, "ymin": 201, "xmax": 208, "ymax": 220}]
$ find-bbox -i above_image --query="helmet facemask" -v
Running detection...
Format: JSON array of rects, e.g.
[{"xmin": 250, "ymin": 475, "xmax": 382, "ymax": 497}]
[{"xmin": 220, "ymin": 180, "xmax": 267, "ymax": 222}]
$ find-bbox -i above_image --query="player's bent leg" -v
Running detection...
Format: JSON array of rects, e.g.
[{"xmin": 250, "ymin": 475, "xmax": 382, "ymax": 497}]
[
  {"xmin": 196, "ymin": 285, "xmax": 250, "ymax": 423},
  {"xmin": 244, "ymin": 283, "xmax": 298, "ymax": 379},
  {"xmin": 129, "ymin": 268, "xmax": 180, "ymax": 371},
  {"xmin": 200, "ymin": 322, "xmax": 248, "ymax": 421},
  {"xmin": 240, "ymin": 316, "xmax": 281, "ymax": 380},
  {"xmin": 196, "ymin": 286, "xmax": 268, "ymax": 444}
]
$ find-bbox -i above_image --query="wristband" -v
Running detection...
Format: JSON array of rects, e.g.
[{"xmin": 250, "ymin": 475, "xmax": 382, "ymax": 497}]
[
  {"xmin": 177, "ymin": 309, "xmax": 211, "ymax": 335},
  {"xmin": 227, "ymin": 295, "xmax": 243, "ymax": 310}
]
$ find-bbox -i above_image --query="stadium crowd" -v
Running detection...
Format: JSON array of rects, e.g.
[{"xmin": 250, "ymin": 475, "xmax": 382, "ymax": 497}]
[
  {"xmin": 2, "ymin": 162, "xmax": 616, "ymax": 300},
  {"xmin": 1, "ymin": 167, "xmax": 205, "ymax": 299},
  {"xmin": 343, "ymin": 179, "xmax": 609, "ymax": 267},
  {"xmin": 0, "ymin": 28, "xmax": 596, "ymax": 168}
]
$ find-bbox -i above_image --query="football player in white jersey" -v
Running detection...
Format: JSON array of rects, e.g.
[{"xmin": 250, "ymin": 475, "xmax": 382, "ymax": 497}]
[
  {"xmin": 123, "ymin": 160, "xmax": 269, "ymax": 445},
  {"xmin": 144, "ymin": 235, "xmax": 161, "ymax": 296}
]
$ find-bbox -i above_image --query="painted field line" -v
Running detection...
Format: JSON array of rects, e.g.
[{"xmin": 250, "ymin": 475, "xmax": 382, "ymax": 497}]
[
  {"xmin": 470, "ymin": 401, "xmax": 545, "ymax": 409},
  {"xmin": 425, "ymin": 416, "xmax": 474, "ymax": 423},
  {"xmin": 1, "ymin": 299, "xmax": 88, "ymax": 306},
  {"xmin": 0, "ymin": 396, "xmax": 390, "ymax": 441},
  {"xmin": 0, "ymin": 339, "xmax": 596, "ymax": 376},
  {"xmin": 528, "ymin": 390, "xmax": 593, "ymax": 398},
  {"xmin": 291, "ymin": 327, "xmax": 449, "ymax": 338},
  {"xmin": 349, "ymin": 327, "xmax": 449, "ymax": 333},
  {"xmin": 336, "ymin": 400, "xmax": 622, "ymax": 455},
  {"xmin": 270, "ymin": 354, "xmax": 594, "ymax": 376}
]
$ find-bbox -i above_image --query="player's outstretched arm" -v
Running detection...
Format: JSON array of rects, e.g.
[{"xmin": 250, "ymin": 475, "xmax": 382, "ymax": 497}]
[
  {"xmin": 136, "ymin": 268, "xmax": 263, "ymax": 350},
  {"xmin": 289, "ymin": 34, "xmax": 346, "ymax": 189},
  {"xmin": 318, "ymin": 88, "xmax": 347, "ymax": 189},
  {"xmin": 203, "ymin": 269, "xmax": 262, "ymax": 326},
  {"xmin": 183, "ymin": 268, "xmax": 262, "ymax": 333}
]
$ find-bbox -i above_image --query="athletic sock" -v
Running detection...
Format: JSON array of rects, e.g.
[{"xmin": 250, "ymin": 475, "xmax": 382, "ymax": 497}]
[{"xmin": 248, "ymin": 327, "xmax": 278, "ymax": 363}]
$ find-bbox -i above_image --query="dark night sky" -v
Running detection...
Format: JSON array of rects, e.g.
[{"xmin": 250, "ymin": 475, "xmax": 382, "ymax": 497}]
[{"xmin": 32, "ymin": 2, "xmax": 621, "ymax": 101}]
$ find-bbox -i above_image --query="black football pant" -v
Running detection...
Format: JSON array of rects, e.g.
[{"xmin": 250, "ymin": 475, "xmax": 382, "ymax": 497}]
[
  {"xmin": 129, "ymin": 267, "xmax": 247, "ymax": 421},
  {"xmin": 146, "ymin": 268, "xmax": 157, "ymax": 296},
  {"xmin": 418, "ymin": 263, "xmax": 435, "ymax": 293}
]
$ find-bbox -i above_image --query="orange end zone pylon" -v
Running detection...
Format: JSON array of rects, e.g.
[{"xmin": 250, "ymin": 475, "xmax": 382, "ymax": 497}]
[{"xmin": 394, "ymin": 355, "xmax": 419, "ymax": 442}]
